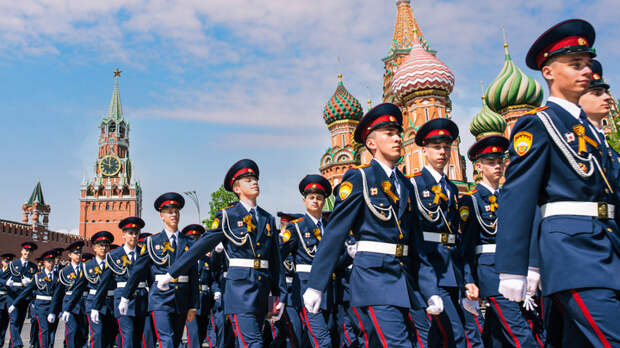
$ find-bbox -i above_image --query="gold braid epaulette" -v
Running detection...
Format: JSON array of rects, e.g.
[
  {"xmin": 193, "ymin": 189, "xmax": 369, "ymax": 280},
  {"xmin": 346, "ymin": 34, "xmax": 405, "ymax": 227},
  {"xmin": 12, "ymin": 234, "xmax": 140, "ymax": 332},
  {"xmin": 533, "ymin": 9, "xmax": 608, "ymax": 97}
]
[
  {"xmin": 525, "ymin": 106, "xmax": 549, "ymax": 115},
  {"xmin": 353, "ymin": 164, "xmax": 370, "ymax": 169},
  {"xmin": 463, "ymin": 189, "xmax": 477, "ymax": 196},
  {"xmin": 291, "ymin": 217, "xmax": 304, "ymax": 223},
  {"xmin": 406, "ymin": 171, "xmax": 422, "ymax": 178}
]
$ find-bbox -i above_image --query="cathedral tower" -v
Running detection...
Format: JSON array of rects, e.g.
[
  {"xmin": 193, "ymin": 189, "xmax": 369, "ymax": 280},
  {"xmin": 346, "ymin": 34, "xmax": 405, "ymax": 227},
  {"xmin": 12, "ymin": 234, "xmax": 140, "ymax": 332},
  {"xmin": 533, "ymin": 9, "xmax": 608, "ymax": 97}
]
[{"xmin": 79, "ymin": 70, "xmax": 142, "ymax": 241}]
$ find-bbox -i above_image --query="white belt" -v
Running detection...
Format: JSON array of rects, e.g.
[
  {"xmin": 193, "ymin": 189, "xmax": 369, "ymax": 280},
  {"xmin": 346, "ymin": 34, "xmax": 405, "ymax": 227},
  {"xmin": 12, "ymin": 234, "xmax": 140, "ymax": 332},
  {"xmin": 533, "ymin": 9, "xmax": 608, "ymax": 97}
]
[
  {"xmin": 475, "ymin": 244, "xmax": 496, "ymax": 255},
  {"xmin": 423, "ymin": 232, "xmax": 456, "ymax": 244},
  {"xmin": 36, "ymin": 295, "xmax": 52, "ymax": 301},
  {"xmin": 356, "ymin": 241, "xmax": 408, "ymax": 257},
  {"xmin": 285, "ymin": 276, "xmax": 293, "ymax": 284},
  {"xmin": 116, "ymin": 281, "xmax": 147, "ymax": 289},
  {"xmin": 88, "ymin": 289, "xmax": 114, "ymax": 296},
  {"xmin": 295, "ymin": 264, "xmax": 312, "ymax": 273},
  {"xmin": 200, "ymin": 285, "xmax": 210, "ymax": 291},
  {"xmin": 65, "ymin": 291, "xmax": 88, "ymax": 296},
  {"xmin": 229, "ymin": 258, "xmax": 269, "ymax": 269},
  {"xmin": 541, "ymin": 201, "xmax": 615, "ymax": 219},
  {"xmin": 11, "ymin": 283, "xmax": 23, "ymax": 287},
  {"xmin": 155, "ymin": 275, "xmax": 189, "ymax": 283},
  {"xmin": 0, "ymin": 291, "xmax": 6, "ymax": 295}
]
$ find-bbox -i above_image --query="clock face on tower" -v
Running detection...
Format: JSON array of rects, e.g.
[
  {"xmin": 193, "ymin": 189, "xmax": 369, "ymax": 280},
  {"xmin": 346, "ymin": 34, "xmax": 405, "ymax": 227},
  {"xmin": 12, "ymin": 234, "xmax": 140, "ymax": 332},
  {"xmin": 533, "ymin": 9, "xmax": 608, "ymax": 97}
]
[{"xmin": 99, "ymin": 155, "xmax": 121, "ymax": 176}]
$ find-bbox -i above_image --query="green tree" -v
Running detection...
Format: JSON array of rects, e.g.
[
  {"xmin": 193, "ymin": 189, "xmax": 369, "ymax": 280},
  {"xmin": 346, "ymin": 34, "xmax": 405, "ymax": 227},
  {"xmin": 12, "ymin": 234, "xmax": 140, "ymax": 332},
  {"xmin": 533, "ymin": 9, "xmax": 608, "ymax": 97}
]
[{"xmin": 202, "ymin": 185, "xmax": 238, "ymax": 228}]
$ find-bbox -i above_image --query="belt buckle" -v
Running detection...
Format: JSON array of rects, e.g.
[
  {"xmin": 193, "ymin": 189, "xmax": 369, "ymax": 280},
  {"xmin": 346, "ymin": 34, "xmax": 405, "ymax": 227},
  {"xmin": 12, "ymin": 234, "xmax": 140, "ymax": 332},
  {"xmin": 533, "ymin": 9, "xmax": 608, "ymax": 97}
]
[
  {"xmin": 253, "ymin": 259, "xmax": 261, "ymax": 269},
  {"xmin": 170, "ymin": 277, "xmax": 178, "ymax": 283},
  {"xmin": 598, "ymin": 202, "xmax": 609, "ymax": 219},
  {"xmin": 395, "ymin": 244, "xmax": 403, "ymax": 257},
  {"xmin": 440, "ymin": 233, "xmax": 449, "ymax": 244}
]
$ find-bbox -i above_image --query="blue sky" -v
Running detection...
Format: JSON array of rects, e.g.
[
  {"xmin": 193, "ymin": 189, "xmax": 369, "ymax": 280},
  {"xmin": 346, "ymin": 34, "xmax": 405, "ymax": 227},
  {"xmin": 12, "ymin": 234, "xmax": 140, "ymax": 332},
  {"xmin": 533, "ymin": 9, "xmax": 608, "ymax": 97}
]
[{"xmin": 1, "ymin": 0, "xmax": 619, "ymax": 234}]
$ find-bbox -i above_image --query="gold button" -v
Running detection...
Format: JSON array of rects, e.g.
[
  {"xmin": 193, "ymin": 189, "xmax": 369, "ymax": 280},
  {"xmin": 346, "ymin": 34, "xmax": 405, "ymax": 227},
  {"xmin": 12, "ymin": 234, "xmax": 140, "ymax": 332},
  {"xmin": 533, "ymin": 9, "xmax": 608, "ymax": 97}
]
[
  {"xmin": 380, "ymin": 203, "xmax": 384, "ymax": 207},
  {"xmin": 399, "ymin": 234, "xmax": 403, "ymax": 240},
  {"xmin": 258, "ymin": 276, "xmax": 262, "ymax": 280},
  {"xmin": 608, "ymin": 228, "xmax": 613, "ymax": 232},
  {"xmin": 605, "ymin": 189, "xmax": 610, "ymax": 194},
  {"xmin": 256, "ymin": 242, "xmax": 260, "ymax": 246},
  {"xmin": 399, "ymin": 262, "xmax": 404, "ymax": 266},
  {"xmin": 175, "ymin": 286, "xmax": 179, "ymax": 290},
  {"xmin": 257, "ymin": 254, "xmax": 261, "ymax": 258}
]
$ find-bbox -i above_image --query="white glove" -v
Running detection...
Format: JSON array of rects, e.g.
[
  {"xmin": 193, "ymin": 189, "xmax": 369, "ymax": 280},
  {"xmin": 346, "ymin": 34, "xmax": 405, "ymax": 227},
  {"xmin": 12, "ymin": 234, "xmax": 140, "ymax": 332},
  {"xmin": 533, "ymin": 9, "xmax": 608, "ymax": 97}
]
[
  {"xmin": 270, "ymin": 302, "xmax": 285, "ymax": 322},
  {"xmin": 426, "ymin": 295, "xmax": 444, "ymax": 315},
  {"xmin": 61, "ymin": 311, "xmax": 70, "ymax": 322},
  {"xmin": 523, "ymin": 294, "xmax": 538, "ymax": 312},
  {"xmin": 303, "ymin": 288, "xmax": 322, "ymax": 314},
  {"xmin": 213, "ymin": 291, "xmax": 222, "ymax": 302},
  {"xmin": 498, "ymin": 273, "xmax": 527, "ymax": 302},
  {"xmin": 90, "ymin": 309, "xmax": 100, "ymax": 324},
  {"xmin": 47, "ymin": 313, "xmax": 56, "ymax": 323},
  {"xmin": 8, "ymin": 305, "xmax": 14, "ymax": 314},
  {"xmin": 118, "ymin": 297, "xmax": 129, "ymax": 316},
  {"xmin": 214, "ymin": 242, "xmax": 224, "ymax": 253},
  {"xmin": 6, "ymin": 279, "xmax": 14, "ymax": 287},
  {"xmin": 21, "ymin": 277, "xmax": 32, "ymax": 285},
  {"xmin": 156, "ymin": 273, "xmax": 173, "ymax": 291},
  {"xmin": 526, "ymin": 267, "xmax": 541, "ymax": 295},
  {"xmin": 461, "ymin": 298, "xmax": 480, "ymax": 316},
  {"xmin": 346, "ymin": 244, "xmax": 357, "ymax": 259}
]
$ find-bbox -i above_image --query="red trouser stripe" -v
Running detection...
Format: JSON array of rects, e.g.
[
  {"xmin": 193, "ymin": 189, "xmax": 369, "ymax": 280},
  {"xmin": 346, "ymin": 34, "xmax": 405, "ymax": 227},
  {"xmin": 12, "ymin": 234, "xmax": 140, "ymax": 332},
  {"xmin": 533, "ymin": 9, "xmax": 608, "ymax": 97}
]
[
  {"xmin": 283, "ymin": 313, "xmax": 295, "ymax": 348},
  {"xmin": 36, "ymin": 316, "xmax": 43, "ymax": 348},
  {"xmin": 343, "ymin": 322, "xmax": 352, "ymax": 345},
  {"xmin": 473, "ymin": 314, "xmax": 483, "ymax": 333},
  {"xmin": 432, "ymin": 315, "xmax": 448, "ymax": 348},
  {"xmin": 464, "ymin": 329, "xmax": 471, "ymax": 348},
  {"xmin": 302, "ymin": 307, "xmax": 319, "ymax": 348},
  {"xmin": 233, "ymin": 314, "xmax": 247, "ymax": 348},
  {"xmin": 570, "ymin": 290, "xmax": 612, "ymax": 348},
  {"xmin": 151, "ymin": 312, "xmax": 162, "ymax": 348},
  {"xmin": 408, "ymin": 312, "xmax": 423, "ymax": 348},
  {"xmin": 489, "ymin": 297, "xmax": 521, "ymax": 348},
  {"xmin": 86, "ymin": 314, "xmax": 94, "ymax": 348},
  {"xmin": 116, "ymin": 318, "xmax": 125, "ymax": 348},
  {"xmin": 205, "ymin": 315, "xmax": 214, "ymax": 348},
  {"xmin": 185, "ymin": 324, "xmax": 191, "ymax": 348},
  {"xmin": 351, "ymin": 307, "xmax": 369, "ymax": 348},
  {"xmin": 368, "ymin": 306, "xmax": 388, "ymax": 348}
]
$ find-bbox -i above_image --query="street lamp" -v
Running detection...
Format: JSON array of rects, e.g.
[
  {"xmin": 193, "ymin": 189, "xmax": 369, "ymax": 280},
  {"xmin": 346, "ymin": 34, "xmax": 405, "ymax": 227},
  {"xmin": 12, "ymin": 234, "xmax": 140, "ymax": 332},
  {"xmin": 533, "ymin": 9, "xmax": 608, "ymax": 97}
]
[{"xmin": 183, "ymin": 190, "xmax": 201, "ymax": 222}]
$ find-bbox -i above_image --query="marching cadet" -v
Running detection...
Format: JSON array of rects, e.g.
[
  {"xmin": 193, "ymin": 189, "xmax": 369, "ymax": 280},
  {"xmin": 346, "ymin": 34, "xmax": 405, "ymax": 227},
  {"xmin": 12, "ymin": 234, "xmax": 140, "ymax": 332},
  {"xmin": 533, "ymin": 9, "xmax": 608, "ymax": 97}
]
[
  {"xmin": 496, "ymin": 19, "xmax": 620, "ymax": 346},
  {"xmin": 181, "ymin": 223, "xmax": 214, "ymax": 348},
  {"xmin": 579, "ymin": 59, "xmax": 614, "ymax": 136},
  {"xmin": 460, "ymin": 135, "xmax": 542, "ymax": 347},
  {"xmin": 11, "ymin": 250, "xmax": 61, "ymax": 348},
  {"xmin": 280, "ymin": 174, "xmax": 334, "ymax": 347},
  {"xmin": 94, "ymin": 218, "xmax": 149, "ymax": 348},
  {"xmin": 137, "ymin": 231, "xmax": 157, "ymax": 348},
  {"xmin": 119, "ymin": 193, "xmax": 199, "ymax": 348},
  {"xmin": 79, "ymin": 231, "xmax": 117, "ymax": 348},
  {"xmin": 0, "ymin": 253, "xmax": 15, "ymax": 345},
  {"xmin": 408, "ymin": 118, "xmax": 476, "ymax": 347},
  {"xmin": 157, "ymin": 159, "xmax": 288, "ymax": 348},
  {"xmin": 53, "ymin": 241, "xmax": 88, "ymax": 348},
  {"xmin": 6, "ymin": 241, "xmax": 38, "ymax": 348},
  {"xmin": 304, "ymin": 103, "xmax": 443, "ymax": 348}
]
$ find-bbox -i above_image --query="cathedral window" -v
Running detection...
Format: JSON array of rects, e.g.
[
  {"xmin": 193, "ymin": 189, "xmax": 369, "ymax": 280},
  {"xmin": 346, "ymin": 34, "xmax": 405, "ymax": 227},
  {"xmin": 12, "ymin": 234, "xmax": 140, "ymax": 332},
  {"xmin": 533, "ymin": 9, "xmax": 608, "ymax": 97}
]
[
  {"xmin": 92, "ymin": 204, "xmax": 96, "ymax": 211},
  {"xmin": 424, "ymin": 108, "xmax": 429, "ymax": 121},
  {"xmin": 106, "ymin": 203, "xmax": 110, "ymax": 211},
  {"xmin": 109, "ymin": 122, "xmax": 116, "ymax": 133},
  {"xmin": 120, "ymin": 125, "xmax": 125, "ymax": 138}
]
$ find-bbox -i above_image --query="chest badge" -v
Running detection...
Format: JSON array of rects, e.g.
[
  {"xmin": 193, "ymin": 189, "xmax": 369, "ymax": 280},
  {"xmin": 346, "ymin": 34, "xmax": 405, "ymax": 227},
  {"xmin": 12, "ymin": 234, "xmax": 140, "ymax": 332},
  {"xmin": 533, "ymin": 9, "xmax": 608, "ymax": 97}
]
[
  {"xmin": 370, "ymin": 187, "xmax": 378, "ymax": 196},
  {"xmin": 237, "ymin": 221, "xmax": 244, "ymax": 227},
  {"xmin": 459, "ymin": 206, "xmax": 469, "ymax": 222},
  {"xmin": 423, "ymin": 190, "xmax": 430, "ymax": 198},
  {"xmin": 565, "ymin": 132, "xmax": 575, "ymax": 143},
  {"xmin": 305, "ymin": 232, "xmax": 311, "ymax": 239}
]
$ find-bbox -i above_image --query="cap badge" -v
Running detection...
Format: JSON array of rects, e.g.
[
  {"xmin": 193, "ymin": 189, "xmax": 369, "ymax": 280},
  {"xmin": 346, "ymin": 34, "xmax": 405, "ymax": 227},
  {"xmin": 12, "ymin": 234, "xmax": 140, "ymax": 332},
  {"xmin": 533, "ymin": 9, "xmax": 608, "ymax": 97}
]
[{"xmin": 578, "ymin": 37, "xmax": 587, "ymax": 46}]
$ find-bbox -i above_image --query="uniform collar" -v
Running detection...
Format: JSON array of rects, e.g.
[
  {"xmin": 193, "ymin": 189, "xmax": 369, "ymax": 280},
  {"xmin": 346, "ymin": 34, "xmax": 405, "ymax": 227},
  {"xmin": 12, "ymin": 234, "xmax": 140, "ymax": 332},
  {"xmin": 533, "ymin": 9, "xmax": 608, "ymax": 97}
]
[
  {"xmin": 239, "ymin": 200, "xmax": 257, "ymax": 213},
  {"xmin": 306, "ymin": 212, "xmax": 321, "ymax": 226},
  {"xmin": 548, "ymin": 96, "xmax": 582, "ymax": 120},
  {"xmin": 123, "ymin": 244, "xmax": 136, "ymax": 255},
  {"xmin": 373, "ymin": 158, "xmax": 396, "ymax": 178},
  {"xmin": 164, "ymin": 229, "xmax": 179, "ymax": 242},
  {"xmin": 95, "ymin": 256, "xmax": 105, "ymax": 265},
  {"xmin": 424, "ymin": 165, "xmax": 445, "ymax": 184},
  {"xmin": 478, "ymin": 181, "xmax": 499, "ymax": 195}
]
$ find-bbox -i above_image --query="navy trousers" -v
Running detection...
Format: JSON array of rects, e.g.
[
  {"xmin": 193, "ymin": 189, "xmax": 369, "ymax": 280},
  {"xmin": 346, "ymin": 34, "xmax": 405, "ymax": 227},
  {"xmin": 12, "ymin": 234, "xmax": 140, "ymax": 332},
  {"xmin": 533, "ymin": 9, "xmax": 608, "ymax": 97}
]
[
  {"xmin": 463, "ymin": 310, "xmax": 484, "ymax": 348},
  {"xmin": 231, "ymin": 313, "xmax": 267, "ymax": 348},
  {"xmin": 34, "ymin": 312, "xmax": 54, "ymax": 348},
  {"xmin": 409, "ymin": 309, "xmax": 431, "ymax": 348},
  {"xmin": 141, "ymin": 314, "xmax": 156, "ymax": 348},
  {"xmin": 553, "ymin": 288, "xmax": 620, "ymax": 347},
  {"xmin": 87, "ymin": 311, "xmax": 117, "ymax": 348},
  {"xmin": 301, "ymin": 307, "xmax": 332, "ymax": 348},
  {"xmin": 185, "ymin": 315, "xmax": 210, "ymax": 348},
  {"xmin": 360, "ymin": 305, "xmax": 416, "ymax": 348},
  {"xmin": 8, "ymin": 301, "xmax": 27, "ymax": 347},
  {"xmin": 116, "ymin": 315, "xmax": 146, "ymax": 348},
  {"xmin": 64, "ymin": 312, "xmax": 88, "ymax": 348},
  {"xmin": 214, "ymin": 308, "xmax": 234, "ymax": 348},
  {"xmin": 428, "ymin": 287, "xmax": 467, "ymax": 348},
  {"xmin": 150, "ymin": 310, "xmax": 186, "ymax": 348},
  {"xmin": 0, "ymin": 305, "xmax": 8, "ymax": 345}
]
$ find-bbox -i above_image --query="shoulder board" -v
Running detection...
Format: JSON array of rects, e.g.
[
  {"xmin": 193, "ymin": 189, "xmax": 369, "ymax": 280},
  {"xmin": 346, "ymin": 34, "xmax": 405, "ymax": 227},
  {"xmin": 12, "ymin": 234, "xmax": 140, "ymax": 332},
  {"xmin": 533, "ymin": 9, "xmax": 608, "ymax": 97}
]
[
  {"xmin": 353, "ymin": 163, "xmax": 370, "ymax": 169},
  {"xmin": 525, "ymin": 106, "xmax": 549, "ymax": 115},
  {"xmin": 406, "ymin": 171, "xmax": 422, "ymax": 178},
  {"xmin": 218, "ymin": 203, "xmax": 236, "ymax": 211},
  {"xmin": 291, "ymin": 217, "xmax": 304, "ymax": 223},
  {"xmin": 463, "ymin": 189, "xmax": 477, "ymax": 196}
]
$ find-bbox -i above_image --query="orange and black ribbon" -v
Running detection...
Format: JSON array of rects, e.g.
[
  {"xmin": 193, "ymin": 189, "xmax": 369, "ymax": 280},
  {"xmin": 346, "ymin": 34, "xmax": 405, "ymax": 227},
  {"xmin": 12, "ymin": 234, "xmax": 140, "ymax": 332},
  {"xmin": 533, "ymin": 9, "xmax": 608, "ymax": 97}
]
[
  {"xmin": 573, "ymin": 125, "xmax": 598, "ymax": 154},
  {"xmin": 381, "ymin": 181, "xmax": 399, "ymax": 203},
  {"xmin": 243, "ymin": 215, "xmax": 256, "ymax": 233},
  {"xmin": 488, "ymin": 195, "xmax": 498, "ymax": 212},
  {"xmin": 432, "ymin": 185, "xmax": 448, "ymax": 204},
  {"xmin": 162, "ymin": 241, "xmax": 175, "ymax": 253}
]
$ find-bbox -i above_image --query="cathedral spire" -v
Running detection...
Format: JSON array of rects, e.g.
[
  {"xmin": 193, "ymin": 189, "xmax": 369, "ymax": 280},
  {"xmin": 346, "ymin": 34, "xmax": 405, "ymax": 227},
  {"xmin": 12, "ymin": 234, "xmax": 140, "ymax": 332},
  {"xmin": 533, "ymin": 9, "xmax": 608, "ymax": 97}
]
[
  {"xmin": 26, "ymin": 179, "xmax": 45, "ymax": 206},
  {"xmin": 391, "ymin": 0, "xmax": 424, "ymax": 51},
  {"xmin": 106, "ymin": 68, "xmax": 123, "ymax": 121}
]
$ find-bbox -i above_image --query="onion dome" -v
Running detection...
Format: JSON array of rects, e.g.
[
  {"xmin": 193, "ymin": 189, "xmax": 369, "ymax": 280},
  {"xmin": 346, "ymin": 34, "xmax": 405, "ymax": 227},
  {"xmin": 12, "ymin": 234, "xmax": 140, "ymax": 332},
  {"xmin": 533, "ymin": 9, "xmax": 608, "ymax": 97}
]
[
  {"xmin": 391, "ymin": 39, "xmax": 455, "ymax": 99},
  {"xmin": 323, "ymin": 74, "xmax": 363, "ymax": 125},
  {"xmin": 484, "ymin": 35, "xmax": 543, "ymax": 113},
  {"xmin": 470, "ymin": 96, "xmax": 507, "ymax": 140}
]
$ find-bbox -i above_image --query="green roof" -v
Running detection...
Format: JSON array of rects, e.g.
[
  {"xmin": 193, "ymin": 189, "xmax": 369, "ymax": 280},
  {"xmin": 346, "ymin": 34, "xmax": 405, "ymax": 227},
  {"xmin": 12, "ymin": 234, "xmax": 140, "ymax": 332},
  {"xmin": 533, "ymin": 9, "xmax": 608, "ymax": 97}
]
[
  {"xmin": 26, "ymin": 180, "xmax": 45, "ymax": 206},
  {"xmin": 104, "ymin": 75, "xmax": 123, "ymax": 122}
]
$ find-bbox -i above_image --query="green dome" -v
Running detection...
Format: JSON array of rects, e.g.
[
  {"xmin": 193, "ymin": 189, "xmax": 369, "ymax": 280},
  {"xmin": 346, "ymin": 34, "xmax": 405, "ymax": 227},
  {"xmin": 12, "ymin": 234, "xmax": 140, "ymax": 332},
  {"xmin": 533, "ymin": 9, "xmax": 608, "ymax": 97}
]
[
  {"xmin": 484, "ymin": 45, "xmax": 543, "ymax": 113},
  {"xmin": 470, "ymin": 97, "xmax": 507, "ymax": 140},
  {"xmin": 323, "ymin": 74, "xmax": 363, "ymax": 125}
]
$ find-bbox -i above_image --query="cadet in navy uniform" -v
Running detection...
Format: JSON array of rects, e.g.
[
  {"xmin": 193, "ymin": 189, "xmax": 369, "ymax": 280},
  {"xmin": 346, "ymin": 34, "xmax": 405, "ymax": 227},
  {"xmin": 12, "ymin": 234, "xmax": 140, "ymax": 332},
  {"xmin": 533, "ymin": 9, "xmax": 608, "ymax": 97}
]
[
  {"xmin": 181, "ymin": 223, "xmax": 214, "ymax": 348},
  {"xmin": 11, "ymin": 250, "xmax": 61, "ymax": 348},
  {"xmin": 407, "ymin": 118, "xmax": 477, "ymax": 348},
  {"xmin": 460, "ymin": 135, "xmax": 542, "ymax": 347},
  {"xmin": 118, "ymin": 193, "xmax": 199, "ymax": 348},
  {"xmin": 53, "ymin": 241, "xmax": 89, "ymax": 348},
  {"xmin": 74, "ymin": 231, "xmax": 116, "ymax": 348},
  {"xmin": 94, "ymin": 218, "xmax": 149, "ymax": 348},
  {"xmin": 157, "ymin": 159, "xmax": 288, "ymax": 348},
  {"xmin": 0, "ymin": 253, "xmax": 15, "ymax": 345},
  {"xmin": 6, "ymin": 242, "xmax": 38, "ymax": 348},
  {"xmin": 496, "ymin": 19, "xmax": 620, "ymax": 346},
  {"xmin": 279, "ymin": 174, "xmax": 333, "ymax": 347},
  {"xmin": 137, "ymin": 231, "xmax": 157, "ymax": 348},
  {"xmin": 303, "ymin": 103, "xmax": 442, "ymax": 348},
  {"xmin": 580, "ymin": 60, "xmax": 615, "ymax": 144}
]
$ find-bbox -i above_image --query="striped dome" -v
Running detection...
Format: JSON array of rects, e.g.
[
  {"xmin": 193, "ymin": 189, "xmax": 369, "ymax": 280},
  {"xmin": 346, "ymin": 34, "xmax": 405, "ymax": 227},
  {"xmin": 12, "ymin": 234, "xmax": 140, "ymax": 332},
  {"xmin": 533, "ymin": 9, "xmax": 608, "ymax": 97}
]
[
  {"xmin": 485, "ymin": 47, "xmax": 543, "ymax": 113},
  {"xmin": 470, "ymin": 97, "xmax": 507, "ymax": 140},
  {"xmin": 323, "ymin": 75, "xmax": 363, "ymax": 125},
  {"xmin": 391, "ymin": 40, "xmax": 455, "ymax": 99}
]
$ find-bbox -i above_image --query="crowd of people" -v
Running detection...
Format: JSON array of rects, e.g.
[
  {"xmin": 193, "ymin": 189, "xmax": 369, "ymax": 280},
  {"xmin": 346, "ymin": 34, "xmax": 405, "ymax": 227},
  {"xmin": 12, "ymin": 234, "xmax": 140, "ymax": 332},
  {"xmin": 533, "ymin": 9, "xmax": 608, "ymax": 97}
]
[{"xmin": 1, "ymin": 18, "xmax": 618, "ymax": 348}]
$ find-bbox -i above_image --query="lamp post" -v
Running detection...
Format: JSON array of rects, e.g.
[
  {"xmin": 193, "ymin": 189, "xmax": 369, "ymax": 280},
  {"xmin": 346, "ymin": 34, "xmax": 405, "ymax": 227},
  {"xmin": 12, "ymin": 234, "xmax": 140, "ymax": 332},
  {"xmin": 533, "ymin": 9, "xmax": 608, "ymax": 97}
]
[{"xmin": 183, "ymin": 191, "xmax": 201, "ymax": 222}]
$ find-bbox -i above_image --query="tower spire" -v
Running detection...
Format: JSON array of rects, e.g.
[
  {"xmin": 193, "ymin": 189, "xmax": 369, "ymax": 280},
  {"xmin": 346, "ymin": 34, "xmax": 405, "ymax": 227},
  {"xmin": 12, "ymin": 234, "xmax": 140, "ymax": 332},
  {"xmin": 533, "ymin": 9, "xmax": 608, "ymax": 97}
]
[
  {"xmin": 107, "ymin": 68, "xmax": 123, "ymax": 121},
  {"xmin": 501, "ymin": 24, "xmax": 510, "ymax": 57},
  {"xmin": 392, "ymin": 0, "xmax": 424, "ymax": 50}
]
